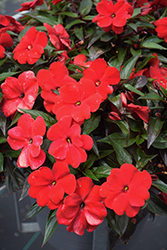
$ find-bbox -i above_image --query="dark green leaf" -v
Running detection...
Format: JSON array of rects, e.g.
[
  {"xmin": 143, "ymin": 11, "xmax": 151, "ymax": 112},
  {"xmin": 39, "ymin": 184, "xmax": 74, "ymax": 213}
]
[
  {"xmin": 152, "ymin": 179, "xmax": 167, "ymax": 194},
  {"xmin": 152, "ymin": 133, "xmax": 167, "ymax": 149},
  {"xmin": 88, "ymin": 29, "xmax": 105, "ymax": 48},
  {"xmin": 147, "ymin": 117, "xmax": 164, "ymax": 149},
  {"xmin": 108, "ymin": 138, "xmax": 132, "ymax": 165},
  {"xmin": 130, "ymin": 8, "xmax": 141, "ymax": 18},
  {"xmin": 26, "ymin": 202, "xmax": 45, "ymax": 219},
  {"xmin": 0, "ymin": 137, "xmax": 7, "ymax": 144},
  {"xmin": 124, "ymin": 83, "xmax": 144, "ymax": 96},
  {"xmin": 20, "ymin": 109, "xmax": 56, "ymax": 126},
  {"xmin": 65, "ymin": 19, "xmax": 85, "ymax": 29},
  {"xmin": 99, "ymin": 133, "xmax": 136, "ymax": 148},
  {"xmin": 83, "ymin": 169, "xmax": 99, "ymax": 181},
  {"xmin": 136, "ymin": 154, "xmax": 157, "ymax": 170},
  {"xmin": 148, "ymin": 194, "xmax": 167, "ymax": 215},
  {"xmin": 30, "ymin": 14, "xmax": 58, "ymax": 25},
  {"xmin": 117, "ymin": 214, "xmax": 129, "ymax": 235},
  {"xmin": 59, "ymin": 12, "xmax": 78, "ymax": 18},
  {"xmin": 139, "ymin": 93, "xmax": 165, "ymax": 102},
  {"xmin": 0, "ymin": 72, "xmax": 20, "ymax": 82},
  {"xmin": 43, "ymin": 210, "xmax": 58, "ymax": 246},
  {"xmin": 79, "ymin": 0, "xmax": 92, "ymax": 16},
  {"xmin": 120, "ymin": 56, "xmax": 140, "ymax": 79},
  {"xmin": 83, "ymin": 114, "xmax": 101, "ymax": 134},
  {"xmin": 92, "ymin": 165, "xmax": 112, "ymax": 179},
  {"xmin": 83, "ymin": 153, "xmax": 97, "ymax": 169},
  {"xmin": 117, "ymin": 47, "xmax": 127, "ymax": 66},
  {"xmin": 141, "ymin": 42, "xmax": 167, "ymax": 50},
  {"xmin": 0, "ymin": 152, "xmax": 4, "ymax": 172},
  {"xmin": 111, "ymin": 120, "xmax": 130, "ymax": 136},
  {"xmin": 0, "ymin": 111, "xmax": 7, "ymax": 136}
]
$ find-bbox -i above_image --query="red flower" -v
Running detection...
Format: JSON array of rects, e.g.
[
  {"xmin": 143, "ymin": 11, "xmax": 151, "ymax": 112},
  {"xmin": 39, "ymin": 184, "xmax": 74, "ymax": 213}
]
[
  {"xmin": 47, "ymin": 116, "xmax": 93, "ymax": 168},
  {"xmin": 57, "ymin": 51, "xmax": 69, "ymax": 64},
  {"xmin": 82, "ymin": 58, "xmax": 120, "ymax": 101},
  {"xmin": 154, "ymin": 17, "xmax": 167, "ymax": 43},
  {"xmin": 52, "ymin": 78, "xmax": 102, "ymax": 123},
  {"xmin": 15, "ymin": 0, "xmax": 44, "ymax": 12},
  {"xmin": 0, "ymin": 32, "xmax": 13, "ymax": 59},
  {"xmin": 73, "ymin": 54, "xmax": 92, "ymax": 72},
  {"xmin": 7, "ymin": 114, "xmax": 46, "ymax": 170},
  {"xmin": 1, "ymin": 71, "xmax": 38, "ymax": 117},
  {"xmin": 0, "ymin": 15, "xmax": 24, "ymax": 34},
  {"xmin": 13, "ymin": 27, "xmax": 48, "ymax": 64},
  {"xmin": 52, "ymin": 0, "xmax": 63, "ymax": 4},
  {"xmin": 28, "ymin": 162, "xmax": 76, "ymax": 209},
  {"xmin": 44, "ymin": 23, "xmax": 71, "ymax": 50},
  {"xmin": 100, "ymin": 163, "xmax": 152, "ymax": 217},
  {"xmin": 37, "ymin": 62, "xmax": 75, "ymax": 113},
  {"xmin": 121, "ymin": 92, "xmax": 150, "ymax": 123},
  {"xmin": 57, "ymin": 177, "xmax": 107, "ymax": 235},
  {"xmin": 92, "ymin": 0, "xmax": 133, "ymax": 34}
]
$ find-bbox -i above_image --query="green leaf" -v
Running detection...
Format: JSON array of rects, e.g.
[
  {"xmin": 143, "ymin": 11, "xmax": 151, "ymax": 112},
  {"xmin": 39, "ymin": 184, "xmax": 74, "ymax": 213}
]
[
  {"xmin": 99, "ymin": 133, "xmax": 136, "ymax": 148},
  {"xmin": 26, "ymin": 202, "xmax": 45, "ymax": 219},
  {"xmin": 141, "ymin": 41, "xmax": 167, "ymax": 50},
  {"xmin": 152, "ymin": 179, "xmax": 167, "ymax": 194},
  {"xmin": 117, "ymin": 47, "xmax": 127, "ymax": 66},
  {"xmin": 147, "ymin": 117, "xmax": 164, "ymax": 149},
  {"xmin": 152, "ymin": 133, "xmax": 167, "ymax": 149},
  {"xmin": 88, "ymin": 29, "xmax": 105, "ymax": 48},
  {"xmin": 109, "ymin": 138, "xmax": 132, "ymax": 165},
  {"xmin": 117, "ymin": 214, "xmax": 129, "ymax": 235},
  {"xmin": 124, "ymin": 84, "xmax": 145, "ymax": 96},
  {"xmin": 130, "ymin": 8, "xmax": 141, "ymax": 18},
  {"xmin": 75, "ymin": 26, "xmax": 84, "ymax": 41},
  {"xmin": 92, "ymin": 165, "xmax": 112, "ymax": 178},
  {"xmin": 0, "ymin": 152, "xmax": 4, "ymax": 172},
  {"xmin": 59, "ymin": 12, "xmax": 78, "ymax": 18},
  {"xmin": 83, "ymin": 153, "xmax": 97, "ymax": 169},
  {"xmin": 160, "ymin": 85, "xmax": 167, "ymax": 98},
  {"xmin": 29, "ymin": 14, "xmax": 58, "ymax": 26},
  {"xmin": 139, "ymin": 93, "xmax": 165, "ymax": 102},
  {"xmin": 20, "ymin": 109, "xmax": 56, "ymax": 126},
  {"xmin": 136, "ymin": 154, "xmax": 157, "ymax": 170},
  {"xmin": 79, "ymin": 0, "xmax": 92, "ymax": 16},
  {"xmin": 148, "ymin": 194, "xmax": 167, "ymax": 215},
  {"xmin": 43, "ymin": 210, "xmax": 58, "ymax": 246},
  {"xmin": 83, "ymin": 169, "xmax": 99, "ymax": 181},
  {"xmin": 136, "ymin": 21, "xmax": 155, "ymax": 29},
  {"xmin": 0, "ymin": 137, "xmax": 7, "ymax": 144},
  {"xmin": 0, "ymin": 72, "xmax": 20, "ymax": 82},
  {"xmin": 89, "ymin": 46, "xmax": 110, "ymax": 61},
  {"xmin": 65, "ymin": 19, "xmax": 85, "ymax": 29},
  {"xmin": 127, "ymin": 23, "xmax": 137, "ymax": 32},
  {"xmin": 120, "ymin": 56, "xmax": 140, "ymax": 79},
  {"xmin": 111, "ymin": 120, "xmax": 130, "ymax": 136},
  {"xmin": 83, "ymin": 114, "xmax": 101, "ymax": 134}
]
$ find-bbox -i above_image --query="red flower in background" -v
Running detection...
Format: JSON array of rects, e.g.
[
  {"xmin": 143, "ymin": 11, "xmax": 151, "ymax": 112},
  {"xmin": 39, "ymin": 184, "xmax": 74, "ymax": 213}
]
[
  {"xmin": 37, "ymin": 62, "xmax": 75, "ymax": 113},
  {"xmin": 0, "ymin": 32, "xmax": 13, "ymax": 58},
  {"xmin": 7, "ymin": 114, "xmax": 46, "ymax": 170},
  {"xmin": 13, "ymin": 27, "xmax": 48, "ymax": 64},
  {"xmin": 15, "ymin": 0, "xmax": 44, "ymax": 12},
  {"xmin": 47, "ymin": 116, "xmax": 93, "ymax": 168},
  {"xmin": 57, "ymin": 177, "xmax": 107, "ymax": 235},
  {"xmin": 82, "ymin": 58, "xmax": 120, "ymax": 101},
  {"xmin": 92, "ymin": 0, "xmax": 133, "ymax": 34},
  {"xmin": 154, "ymin": 17, "xmax": 167, "ymax": 43},
  {"xmin": 52, "ymin": 0, "xmax": 63, "ymax": 4},
  {"xmin": 44, "ymin": 23, "xmax": 71, "ymax": 50},
  {"xmin": 100, "ymin": 163, "xmax": 152, "ymax": 217},
  {"xmin": 0, "ymin": 15, "xmax": 24, "ymax": 34},
  {"xmin": 121, "ymin": 92, "xmax": 150, "ymax": 123},
  {"xmin": 1, "ymin": 71, "xmax": 38, "ymax": 117},
  {"xmin": 52, "ymin": 78, "xmax": 102, "ymax": 123},
  {"xmin": 28, "ymin": 162, "xmax": 76, "ymax": 209}
]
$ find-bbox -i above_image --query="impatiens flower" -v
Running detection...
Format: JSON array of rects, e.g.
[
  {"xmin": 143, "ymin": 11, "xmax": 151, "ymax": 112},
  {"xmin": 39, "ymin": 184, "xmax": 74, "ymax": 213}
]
[
  {"xmin": 47, "ymin": 116, "xmax": 93, "ymax": 168},
  {"xmin": 28, "ymin": 162, "xmax": 76, "ymax": 209},
  {"xmin": 7, "ymin": 114, "xmax": 46, "ymax": 170},
  {"xmin": 37, "ymin": 62, "xmax": 75, "ymax": 113},
  {"xmin": 0, "ymin": 15, "xmax": 24, "ymax": 34},
  {"xmin": 13, "ymin": 27, "xmax": 48, "ymax": 64},
  {"xmin": 57, "ymin": 177, "xmax": 107, "ymax": 235},
  {"xmin": 100, "ymin": 163, "xmax": 152, "ymax": 217},
  {"xmin": 92, "ymin": 0, "xmax": 133, "ymax": 34},
  {"xmin": 73, "ymin": 54, "xmax": 92, "ymax": 71},
  {"xmin": 0, "ymin": 32, "xmax": 13, "ymax": 58},
  {"xmin": 121, "ymin": 92, "xmax": 150, "ymax": 123},
  {"xmin": 154, "ymin": 17, "xmax": 167, "ymax": 43},
  {"xmin": 52, "ymin": 78, "xmax": 102, "ymax": 123},
  {"xmin": 1, "ymin": 71, "xmax": 38, "ymax": 117},
  {"xmin": 82, "ymin": 58, "xmax": 120, "ymax": 101},
  {"xmin": 15, "ymin": 0, "xmax": 44, "ymax": 12},
  {"xmin": 44, "ymin": 23, "xmax": 71, "ymax": 50}
]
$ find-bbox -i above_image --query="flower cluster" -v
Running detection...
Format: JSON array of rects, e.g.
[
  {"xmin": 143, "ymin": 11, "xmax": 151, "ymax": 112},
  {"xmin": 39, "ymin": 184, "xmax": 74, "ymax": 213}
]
[{"xmin": 0, "ymin": 0, "xmax": 167, "ymax": 247}]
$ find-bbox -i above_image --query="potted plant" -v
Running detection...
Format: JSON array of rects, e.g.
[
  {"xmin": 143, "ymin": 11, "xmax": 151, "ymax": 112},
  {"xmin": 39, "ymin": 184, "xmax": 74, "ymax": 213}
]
[{"xmin": 0, "ymin": 0, "xmax": 167, "ymax": 249}]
